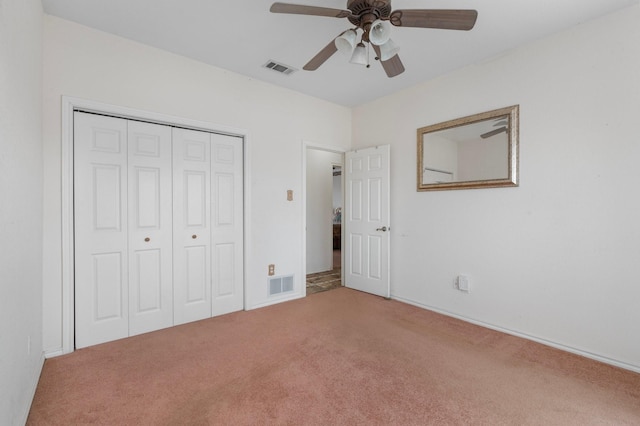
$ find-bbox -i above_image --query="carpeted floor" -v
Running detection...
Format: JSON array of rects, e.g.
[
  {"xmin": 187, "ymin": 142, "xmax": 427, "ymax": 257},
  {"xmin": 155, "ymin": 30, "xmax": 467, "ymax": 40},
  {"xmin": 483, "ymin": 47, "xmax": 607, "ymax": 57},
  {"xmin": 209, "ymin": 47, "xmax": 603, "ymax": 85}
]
[{"xmin": 28, "ymin": 288, "xmax": 640, "ymax": 425}]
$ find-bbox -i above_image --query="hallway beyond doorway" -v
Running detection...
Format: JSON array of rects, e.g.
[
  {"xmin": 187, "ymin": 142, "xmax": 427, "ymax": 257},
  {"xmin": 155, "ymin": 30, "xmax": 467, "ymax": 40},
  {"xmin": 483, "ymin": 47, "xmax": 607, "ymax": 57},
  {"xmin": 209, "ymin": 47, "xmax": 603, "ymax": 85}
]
[{"xmin": 306, "ymin": 250, "xmax": 341, "ymax": 295}]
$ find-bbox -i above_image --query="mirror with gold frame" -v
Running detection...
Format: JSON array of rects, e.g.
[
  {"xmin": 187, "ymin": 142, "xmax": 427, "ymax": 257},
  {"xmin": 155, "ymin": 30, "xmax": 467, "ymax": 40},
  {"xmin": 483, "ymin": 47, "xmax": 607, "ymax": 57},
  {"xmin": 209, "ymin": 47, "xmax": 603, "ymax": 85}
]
[{"xmin": 417, "ymin": 105, "xmax": 519, "ymax": 191}]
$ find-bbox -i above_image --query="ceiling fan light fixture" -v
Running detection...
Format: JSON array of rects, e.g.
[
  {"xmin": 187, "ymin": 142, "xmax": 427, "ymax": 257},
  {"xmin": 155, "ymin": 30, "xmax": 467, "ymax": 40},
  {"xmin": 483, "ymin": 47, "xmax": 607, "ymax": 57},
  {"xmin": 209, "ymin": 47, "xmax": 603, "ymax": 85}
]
[
  {"xmin": 335, "ymin": 29, "xmax": 357, "ymax": 56},
  {"xmin": 349, "ymin": 42, "xmax": 368, "ymax": 66},
  {"xmin": 369, "ymin": 20, "xmax": 392, "ymax": 46},
  {"xmin": 378, "ymin": 38, "xmax": 400, "ymax": 61},
  {"xmin": 270, "ymin": 1, "xmax": 480, "ymax": 77}
]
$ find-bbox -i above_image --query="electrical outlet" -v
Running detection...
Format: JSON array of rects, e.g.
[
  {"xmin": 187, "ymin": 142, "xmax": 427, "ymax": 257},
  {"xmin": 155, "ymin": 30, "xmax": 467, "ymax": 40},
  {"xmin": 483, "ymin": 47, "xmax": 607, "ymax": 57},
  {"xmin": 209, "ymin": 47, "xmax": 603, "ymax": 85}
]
[
  {"xmin": 268, "ymin": 264, "xmax": 275, "ymax": 276},
  {"xmin": 287, "ymin": 190, "xmax": 293, "ymax": 201}
]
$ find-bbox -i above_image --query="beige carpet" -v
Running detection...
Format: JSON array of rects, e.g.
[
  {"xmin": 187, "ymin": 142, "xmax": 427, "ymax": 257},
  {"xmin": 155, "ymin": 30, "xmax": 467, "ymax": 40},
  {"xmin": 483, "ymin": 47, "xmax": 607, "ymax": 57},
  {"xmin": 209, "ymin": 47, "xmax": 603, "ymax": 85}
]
[{"xmin": 28, "ymin": 288, "xmax": 640, "ymax": 425}]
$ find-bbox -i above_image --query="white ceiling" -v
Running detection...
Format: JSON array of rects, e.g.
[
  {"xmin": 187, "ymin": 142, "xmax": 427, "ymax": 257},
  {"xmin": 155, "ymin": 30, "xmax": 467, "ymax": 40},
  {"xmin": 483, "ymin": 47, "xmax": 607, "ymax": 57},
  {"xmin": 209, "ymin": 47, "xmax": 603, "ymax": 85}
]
[{"xmin": 41, "ymin": 0, "xmax": 638, "ymax": 107}]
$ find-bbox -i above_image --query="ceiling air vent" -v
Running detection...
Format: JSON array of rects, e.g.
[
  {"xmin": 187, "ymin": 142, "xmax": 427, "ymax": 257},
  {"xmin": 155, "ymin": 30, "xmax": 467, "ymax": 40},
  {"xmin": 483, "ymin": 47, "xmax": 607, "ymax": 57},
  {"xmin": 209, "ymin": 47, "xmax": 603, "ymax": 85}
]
[{"xmin": 263, "ymin": 60, "xmax": 297, "ymax": 76}]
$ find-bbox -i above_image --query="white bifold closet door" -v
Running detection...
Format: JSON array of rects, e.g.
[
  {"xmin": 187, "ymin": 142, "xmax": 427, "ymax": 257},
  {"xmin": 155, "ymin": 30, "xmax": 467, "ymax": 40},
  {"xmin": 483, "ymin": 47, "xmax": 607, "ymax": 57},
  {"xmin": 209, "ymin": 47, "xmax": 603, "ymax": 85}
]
[
  {"xmin": 74, "ymin": 113, "xmax": 131, "ymax": 347},
  {"xmin": 127, "ymin": 121, "xmax": 174, "ymax": 336},
  {"xmin": 173, "ymin": 129, "xmax": 244, "ymax": 325},
  {"xmin": 74, "ymin": 112, "xmax": 243, "ymax": 349},
  {"xmin": 209, "ymin": 132, "xmax": 244, "ymax": 317},
  {"xmin": 172, "ymin": 128, "xmax": 212, "ymax": 325}
]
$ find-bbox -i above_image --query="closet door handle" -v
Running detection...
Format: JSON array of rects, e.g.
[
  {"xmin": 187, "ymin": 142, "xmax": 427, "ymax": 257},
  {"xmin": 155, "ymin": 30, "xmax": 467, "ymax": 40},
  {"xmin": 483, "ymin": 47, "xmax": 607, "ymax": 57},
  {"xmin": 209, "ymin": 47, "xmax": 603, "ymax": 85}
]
[
  {"xmin": 192, "ymin": 234, "xmax": 197, "ymax": 239},
  {"xmin": 144, "ymin": 237, "xmax": 150, "ymax": 242}
]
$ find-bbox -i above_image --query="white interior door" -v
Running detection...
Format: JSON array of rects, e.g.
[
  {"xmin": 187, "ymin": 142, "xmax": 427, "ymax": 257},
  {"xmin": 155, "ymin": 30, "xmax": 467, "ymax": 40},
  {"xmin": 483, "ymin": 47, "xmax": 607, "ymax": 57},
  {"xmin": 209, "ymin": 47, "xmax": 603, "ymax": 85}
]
[
  {"xmin": 74, "ymin": 112, "xmax": 129, "ymax": 348},
  {"xmin": 172, "ymin": 128, "xmax": 212, "ymax": 325},
  {"xmin": 344, "ymin": 145, "xmax": 390, "ymax": 298},
  {"xmin": 127, "ymin": 121, "xmax": 173, "ymax": 336},
  {"xmin": 211, "ymin": 134, "xmax": 244, "ymax": 316}
]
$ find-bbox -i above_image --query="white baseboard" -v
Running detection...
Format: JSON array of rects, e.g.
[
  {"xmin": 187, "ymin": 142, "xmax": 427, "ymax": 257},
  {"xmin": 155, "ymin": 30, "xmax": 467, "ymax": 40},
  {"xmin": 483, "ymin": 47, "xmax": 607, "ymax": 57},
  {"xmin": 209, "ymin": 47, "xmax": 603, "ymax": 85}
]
[
  {"xmin": 249, "ymin": 293, "xmax": 305, "ymax": 310},
  {"xmin": 44, "ymin": 348, "xmax": 64, "ymax": 358},
  {"xmin": 393, "ymin": 295, "xmax": 640, "ymax": 374},
  {"xmin": 20, "ymin": 352, "xmax": 45, "ymax": 425}
]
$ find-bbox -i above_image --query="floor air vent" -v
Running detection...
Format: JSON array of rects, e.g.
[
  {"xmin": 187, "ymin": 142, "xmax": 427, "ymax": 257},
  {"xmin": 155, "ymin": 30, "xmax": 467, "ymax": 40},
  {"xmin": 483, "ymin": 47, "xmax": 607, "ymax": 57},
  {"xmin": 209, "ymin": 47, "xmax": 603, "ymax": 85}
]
[
  {"xmin": 269, "ymin": 275, "xmax": 294, "ymax": 296},
  {"xmin": 263, "ymin": 60, "xmax": 297, "ymax": 76}
]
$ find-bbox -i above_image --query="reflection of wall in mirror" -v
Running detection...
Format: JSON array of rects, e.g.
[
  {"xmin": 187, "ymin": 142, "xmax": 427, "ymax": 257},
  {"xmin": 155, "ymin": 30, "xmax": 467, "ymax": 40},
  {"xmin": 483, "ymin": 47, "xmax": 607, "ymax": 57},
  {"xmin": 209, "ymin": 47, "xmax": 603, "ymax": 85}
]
[
  {"xmin": 422, "ymin": 133, "xmax": 458, "ymax": 183},
  {"xmin": 457, "ymin": 134, "xmax": 509, "ymax": 181}
]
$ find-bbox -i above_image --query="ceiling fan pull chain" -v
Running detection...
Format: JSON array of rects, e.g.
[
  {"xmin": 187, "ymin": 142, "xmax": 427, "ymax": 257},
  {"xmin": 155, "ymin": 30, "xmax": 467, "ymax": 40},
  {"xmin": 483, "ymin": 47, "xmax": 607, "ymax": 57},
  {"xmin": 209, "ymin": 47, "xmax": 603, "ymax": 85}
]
[{"xmin": 366, "ymin": 42, "xmax": 371, "ymax": 68}]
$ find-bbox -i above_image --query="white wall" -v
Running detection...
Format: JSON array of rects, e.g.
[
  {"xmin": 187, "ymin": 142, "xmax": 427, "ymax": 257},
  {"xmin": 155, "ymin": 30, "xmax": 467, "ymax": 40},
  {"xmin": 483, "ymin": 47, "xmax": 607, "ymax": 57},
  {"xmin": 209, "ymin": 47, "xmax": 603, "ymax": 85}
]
[
  {"xmin": 353, "ymin": 5, "xmax": 640, "ymax": 371},
  {"xmin": 422, "ymin": 133, "xmax": 458, "ymax": 180},
  {"xmin": 42, "ymin": 16, "xmax": 351, "ymax": 354},
  {"xmin": 0, "ymin": 0, "xmax": 44, "ymax": 423},
  {"xmin": 457, "ymin": 136, "xmax": 508, "ymax": 181},
  {"xmin": 306, "ymin": 149, "xmax": 342, "ymax": 274}
]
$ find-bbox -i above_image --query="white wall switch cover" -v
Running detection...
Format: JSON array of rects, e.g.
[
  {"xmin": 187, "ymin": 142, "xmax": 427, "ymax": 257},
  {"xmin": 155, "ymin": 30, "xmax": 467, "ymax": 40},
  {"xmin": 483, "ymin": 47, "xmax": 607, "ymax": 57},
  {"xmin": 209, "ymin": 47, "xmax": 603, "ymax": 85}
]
[{"xmin": 457, "ymin": 275, "xmax": 470, "ymax": 292}]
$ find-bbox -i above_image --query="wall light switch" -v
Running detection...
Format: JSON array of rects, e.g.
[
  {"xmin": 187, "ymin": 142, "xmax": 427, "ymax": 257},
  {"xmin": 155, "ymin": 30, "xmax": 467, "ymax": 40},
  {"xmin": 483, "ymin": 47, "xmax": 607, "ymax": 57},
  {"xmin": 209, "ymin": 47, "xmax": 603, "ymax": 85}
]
[
  {"xmin": 457, "ymin": 275, "xmax": 470, "ymax": 292},
  {"xmin": 287, "ymin": 190, "xmax": 293, "ymax": 201}
]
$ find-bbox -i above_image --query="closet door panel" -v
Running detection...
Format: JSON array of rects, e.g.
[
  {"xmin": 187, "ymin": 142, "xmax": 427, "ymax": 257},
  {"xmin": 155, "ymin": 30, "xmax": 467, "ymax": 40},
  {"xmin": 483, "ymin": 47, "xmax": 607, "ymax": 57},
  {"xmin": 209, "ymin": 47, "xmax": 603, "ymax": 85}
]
[
  {"xmin": 211, "ymin": 134, "xmax": 244, "ymax": 316},
  {"xmin": 128, "ymin": 121, "xmax": 173, "ymax": 336},
  {"xmin": 173, "ymin": 128, "xmax": 212, "ymax": 325},
  {"xmin": 185, "ymin": 245, "xmax": 208, "ymax": 302},
  {"xmin": 74, "ymin": 112, "xmax": 129, "ymax": 348}
]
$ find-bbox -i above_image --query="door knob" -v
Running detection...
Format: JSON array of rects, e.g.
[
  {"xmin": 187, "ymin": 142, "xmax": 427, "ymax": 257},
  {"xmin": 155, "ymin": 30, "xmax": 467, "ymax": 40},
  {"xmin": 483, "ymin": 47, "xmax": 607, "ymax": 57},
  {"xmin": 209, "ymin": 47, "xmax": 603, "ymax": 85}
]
[
  {"xmin": 144, "ymin": 237, "xmax": 150, "ymax": 242},
  {"xmin": 192, "ymin": 234, "xmax": 197, "ymax": 239},
  {"xmin": 376, "ymin": 226, "xmax": 388, "ymax": 232}
]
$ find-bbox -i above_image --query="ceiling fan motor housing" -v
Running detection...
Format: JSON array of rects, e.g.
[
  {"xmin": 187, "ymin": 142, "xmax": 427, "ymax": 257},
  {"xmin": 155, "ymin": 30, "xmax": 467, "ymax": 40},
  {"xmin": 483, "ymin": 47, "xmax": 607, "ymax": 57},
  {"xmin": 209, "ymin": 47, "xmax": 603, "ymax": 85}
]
[{"xmin": 346, "ymin": 0, "xmax": 392, "ymax": 28}]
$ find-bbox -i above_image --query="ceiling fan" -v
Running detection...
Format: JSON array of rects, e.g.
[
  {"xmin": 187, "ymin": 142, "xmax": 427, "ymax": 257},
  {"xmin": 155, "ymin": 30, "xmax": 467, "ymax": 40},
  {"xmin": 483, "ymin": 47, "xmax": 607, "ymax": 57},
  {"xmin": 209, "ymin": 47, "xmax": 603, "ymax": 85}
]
[
  {"xmin": 270, "ymin": 0, "xmax": 478, "ymax": 78},
  {"xmin": 481, "ymin": 118, "xmax": 508, "ymax": 139}
]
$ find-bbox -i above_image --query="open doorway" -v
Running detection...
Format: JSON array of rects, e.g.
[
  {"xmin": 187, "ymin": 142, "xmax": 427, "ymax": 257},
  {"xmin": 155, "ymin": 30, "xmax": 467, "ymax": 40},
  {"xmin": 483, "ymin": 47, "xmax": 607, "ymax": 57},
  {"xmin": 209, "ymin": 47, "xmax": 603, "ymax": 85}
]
[
  {"xmin": 331, "ymin": 165, "xmax": 342, "ymax": 270},
  {"xmin": 305, "ymin": 148, "xmax": 343, "ymax": 295}
]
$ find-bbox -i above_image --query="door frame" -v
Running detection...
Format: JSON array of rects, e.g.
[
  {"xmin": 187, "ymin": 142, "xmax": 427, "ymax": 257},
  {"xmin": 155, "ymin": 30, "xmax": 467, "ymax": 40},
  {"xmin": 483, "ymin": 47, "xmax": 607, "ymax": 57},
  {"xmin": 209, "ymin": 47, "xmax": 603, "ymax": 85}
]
[
  {"xmin": 301, "ymin": 141, "xmax": 346, "ymax": 296},
  {"xmin": 60, "ymin": 96, "xmax": 251, "ymax": 355}
]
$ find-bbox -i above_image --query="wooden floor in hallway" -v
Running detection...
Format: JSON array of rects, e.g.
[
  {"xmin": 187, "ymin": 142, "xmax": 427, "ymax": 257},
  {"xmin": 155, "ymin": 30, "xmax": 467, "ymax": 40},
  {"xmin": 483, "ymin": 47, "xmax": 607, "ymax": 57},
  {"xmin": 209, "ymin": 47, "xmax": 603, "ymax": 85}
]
[{"xmin": 306, "ymin": 249, "xmax": 341, "ymax": 295}]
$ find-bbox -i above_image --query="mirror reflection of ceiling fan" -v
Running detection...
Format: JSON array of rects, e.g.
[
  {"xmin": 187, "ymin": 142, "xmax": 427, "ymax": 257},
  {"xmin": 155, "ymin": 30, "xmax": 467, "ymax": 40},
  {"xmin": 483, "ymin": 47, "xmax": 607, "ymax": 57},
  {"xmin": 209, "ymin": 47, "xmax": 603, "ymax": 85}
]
[
  {"xmin": 481, "ymin": 119, "xmax": 508, "ymax": 139},
  {"xmin": 270, "ymin": 0, "xmax": 478, "ymax": 77}
]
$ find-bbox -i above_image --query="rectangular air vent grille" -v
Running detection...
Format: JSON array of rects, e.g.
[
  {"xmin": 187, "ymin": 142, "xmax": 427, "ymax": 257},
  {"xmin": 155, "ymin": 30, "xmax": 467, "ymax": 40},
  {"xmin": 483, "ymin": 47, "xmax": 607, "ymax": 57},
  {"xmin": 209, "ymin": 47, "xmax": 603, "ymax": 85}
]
[
  {"xmin": 263, "ymin": 60, "xmax": 297, "ymax": 76},
  {"xmin": 269, "ymin": 275, "xmax": 294, "ymax": 296}
]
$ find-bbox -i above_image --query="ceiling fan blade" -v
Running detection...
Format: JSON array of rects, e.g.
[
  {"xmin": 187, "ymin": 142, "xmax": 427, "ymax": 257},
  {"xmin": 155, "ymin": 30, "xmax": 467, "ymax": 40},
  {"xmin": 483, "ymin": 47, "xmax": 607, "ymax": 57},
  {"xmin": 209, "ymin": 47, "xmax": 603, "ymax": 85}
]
[
  {"xmin": 481, "ymin": 127, "xmax": 507, "ymax": 139},
  {"xmin": 373, "ymin": 45, "xmax": 405, "ymax": 78},
  {"xmin": 270, "ymin": 2, "xmax": 352, "ymax": 19},
  {"xmin": 389, "ymin": 9, "xmax": 478, "ymax": 30},
  {"xmin": 303, "ymin": 35, "xmax": 341, "ymax": 71},
  {"xmin": 381, "ymin": 55, "xmax": 405, "ymax": 78}
]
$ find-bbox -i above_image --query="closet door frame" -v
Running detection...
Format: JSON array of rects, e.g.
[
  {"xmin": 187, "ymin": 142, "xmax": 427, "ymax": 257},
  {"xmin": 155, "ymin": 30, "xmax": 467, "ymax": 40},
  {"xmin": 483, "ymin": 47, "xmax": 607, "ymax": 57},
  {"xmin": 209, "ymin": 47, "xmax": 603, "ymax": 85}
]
[{"xmin": 60, "ymin": 96, "xmax": 250, "ymax": 355}]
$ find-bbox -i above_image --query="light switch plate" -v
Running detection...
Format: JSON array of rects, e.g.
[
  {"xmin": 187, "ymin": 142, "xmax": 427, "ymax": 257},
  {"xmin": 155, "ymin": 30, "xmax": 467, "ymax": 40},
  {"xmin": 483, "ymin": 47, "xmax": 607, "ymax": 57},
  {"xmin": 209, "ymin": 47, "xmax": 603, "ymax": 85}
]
[{"xmin": 457, "ymin": 275, "xmax": 470, "ymax": 292}]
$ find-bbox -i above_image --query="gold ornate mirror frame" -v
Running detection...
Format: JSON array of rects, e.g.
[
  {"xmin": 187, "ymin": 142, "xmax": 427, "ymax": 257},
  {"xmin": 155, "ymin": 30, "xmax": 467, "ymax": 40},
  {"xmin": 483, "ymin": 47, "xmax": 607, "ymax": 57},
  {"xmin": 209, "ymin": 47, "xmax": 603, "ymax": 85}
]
[{"xmin": 417, "ymin": 105, "xmax": 519, "ymax": 191}]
